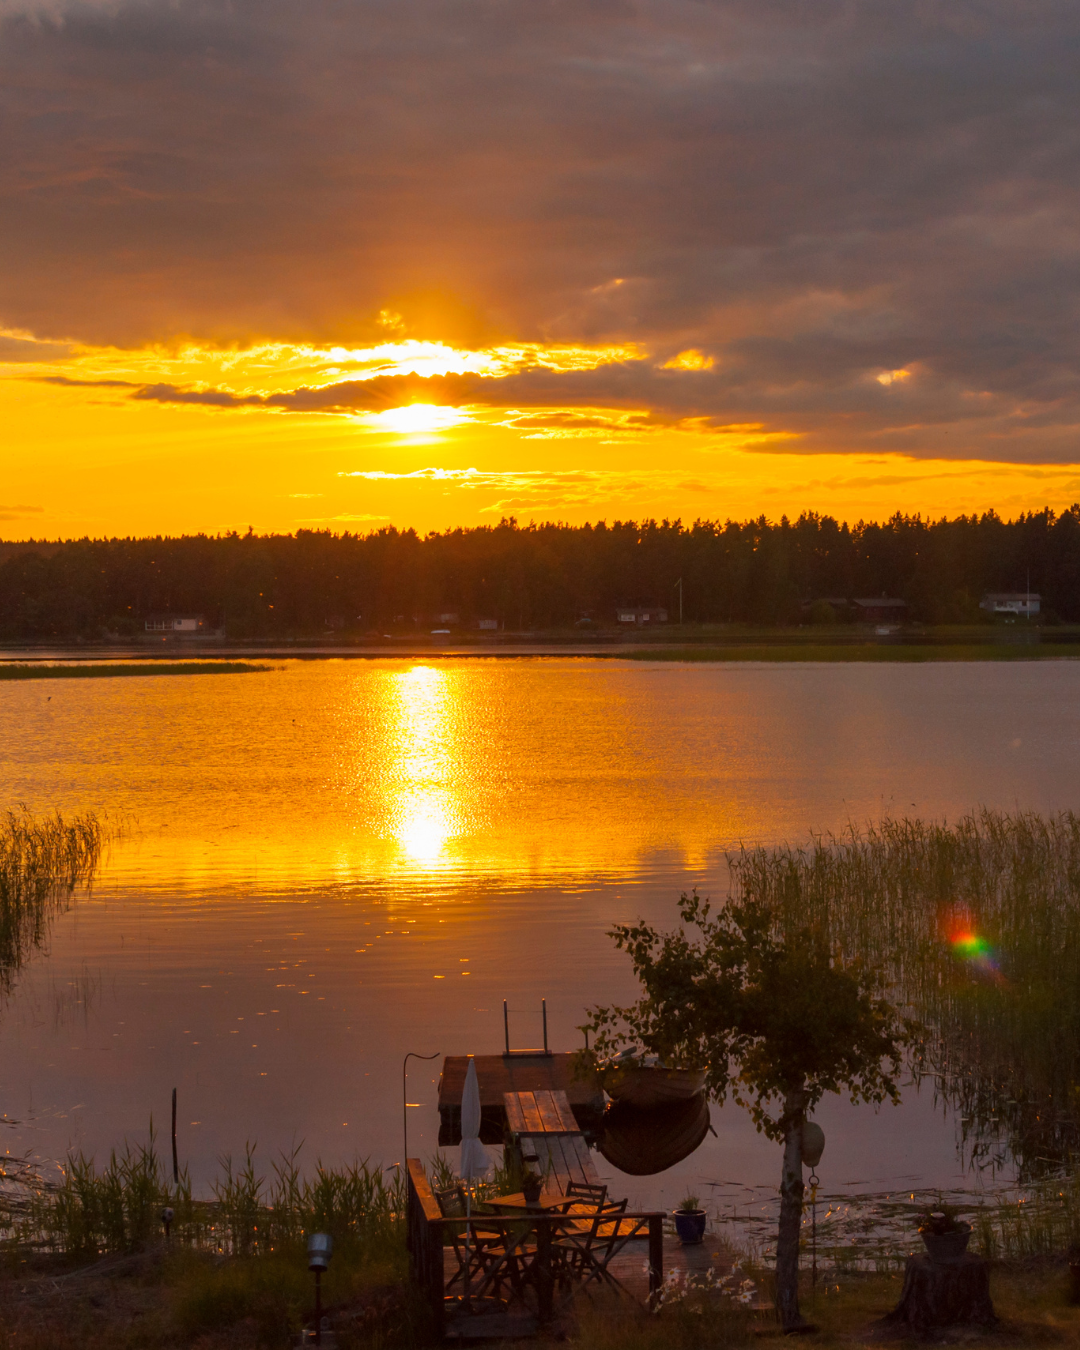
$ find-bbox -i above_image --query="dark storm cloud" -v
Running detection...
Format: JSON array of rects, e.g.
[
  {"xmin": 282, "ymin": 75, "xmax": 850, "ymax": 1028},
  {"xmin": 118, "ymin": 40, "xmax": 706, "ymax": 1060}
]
[
  {"xmin": 2, "ymin": 0, "xmax": 1079, "ymax": 459},
  {"xmin": 129, "ymin": 371, "xmax": 477, "ymax": 410}
]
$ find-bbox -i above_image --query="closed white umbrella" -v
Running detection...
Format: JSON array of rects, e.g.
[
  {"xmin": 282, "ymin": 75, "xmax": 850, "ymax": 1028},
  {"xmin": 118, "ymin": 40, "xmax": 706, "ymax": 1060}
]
[
  {"xmin": 460, "ymin": 1056, "xmax": 489, "ymax": 1303},
  {"xmin": 460, "ymin": 1056, "xmax": 489, "ymax": 1183}
]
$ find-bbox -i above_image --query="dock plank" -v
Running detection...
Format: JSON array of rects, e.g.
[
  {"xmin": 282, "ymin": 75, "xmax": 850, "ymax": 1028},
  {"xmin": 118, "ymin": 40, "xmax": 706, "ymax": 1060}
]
[
  {"xmin": 534, "ymin": 1090, "xmax": 564, "ymax": 1133},
  {"xmin": 518, "ymin": 1093, "xmax": 545, "ymax": 1134},
  {"xmin": 542, "ymin": 1135, "xmax": 571, "ymax": 1186},
  {"xmin": 567, "ymin": 1134, "xmax": 601, "ymax": 1184},
  {"xmin": 550, "ymin": 1090, "xmax": 579, "ymax": 1132},
  {"xmin": 503, "ymin": 1094, "xmax": 528, "ymax": 1135}
]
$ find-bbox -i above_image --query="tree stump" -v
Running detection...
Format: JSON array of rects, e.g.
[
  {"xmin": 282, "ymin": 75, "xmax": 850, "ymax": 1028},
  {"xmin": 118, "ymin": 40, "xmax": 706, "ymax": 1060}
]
[{"xmin": 884, "ymin": 1253, "xmax": 996, "ymax": 1335}]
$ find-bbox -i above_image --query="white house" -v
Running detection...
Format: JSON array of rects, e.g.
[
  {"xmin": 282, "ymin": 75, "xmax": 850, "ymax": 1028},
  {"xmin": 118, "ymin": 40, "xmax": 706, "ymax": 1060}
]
[
  {"xmin": 144, "ymin": 613, "xmax": 207, "ymax": 633},
  {"xmin": 979, "ymin": 592, "xmax": 1041, "ymax": 617},
  {"xmin": 616, "ymin": 607, "xmax": 668, "ymax": 625}
]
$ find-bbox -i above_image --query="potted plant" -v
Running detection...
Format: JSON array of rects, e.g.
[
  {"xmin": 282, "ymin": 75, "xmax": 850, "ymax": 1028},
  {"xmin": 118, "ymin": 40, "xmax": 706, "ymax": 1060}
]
[
  {"xmin": 521, "ymin": 1169, "xmax": 543, "ymax": 1204},
  {"xmin": 674, "ymin": 1194, "xmax": 707, "ymax": 1245},
  {"xmin": 916, "ymin": 1202, "xmax": 971, "ymax": 1264}
]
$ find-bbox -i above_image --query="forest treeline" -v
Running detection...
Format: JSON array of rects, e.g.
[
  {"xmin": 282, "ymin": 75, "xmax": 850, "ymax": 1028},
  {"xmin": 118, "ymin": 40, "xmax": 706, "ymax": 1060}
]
[{"xmin": 2, "ymin": 509, "xmax": 1079, "ymax": 638}]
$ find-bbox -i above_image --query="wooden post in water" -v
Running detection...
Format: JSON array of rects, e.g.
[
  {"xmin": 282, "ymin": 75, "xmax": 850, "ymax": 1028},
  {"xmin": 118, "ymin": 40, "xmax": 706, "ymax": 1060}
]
[{"xmin": 171, "ymin": 1088, "xmax": 179, "ymax": 1185}]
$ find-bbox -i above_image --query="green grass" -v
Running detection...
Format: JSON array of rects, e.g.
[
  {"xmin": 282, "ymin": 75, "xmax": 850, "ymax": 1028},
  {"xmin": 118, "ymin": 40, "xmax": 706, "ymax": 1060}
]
[
  {"xmin": 615, "ymin": 643, "xmax": 1080, "ymax": 662},
  {"xmin": 0, "ymin": 662, "xmax": 271, "ymax": 679}
]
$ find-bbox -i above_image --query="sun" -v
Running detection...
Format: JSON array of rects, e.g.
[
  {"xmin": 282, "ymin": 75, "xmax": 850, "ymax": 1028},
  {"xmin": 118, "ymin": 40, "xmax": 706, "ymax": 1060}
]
[{"xmin": 368, "ymin": 404, "xmax": 468, "ymax": 435}]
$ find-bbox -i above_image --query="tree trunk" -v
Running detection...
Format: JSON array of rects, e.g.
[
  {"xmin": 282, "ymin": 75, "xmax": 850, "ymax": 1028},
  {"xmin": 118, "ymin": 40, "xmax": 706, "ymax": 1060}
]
[
  {"xmin": 885, "ymin": 1254, "xmax": 996, "ymax": 1334},
  {"xmin": 774, "ymin": 1085, "xmax": 807, "ymax": 1331}
]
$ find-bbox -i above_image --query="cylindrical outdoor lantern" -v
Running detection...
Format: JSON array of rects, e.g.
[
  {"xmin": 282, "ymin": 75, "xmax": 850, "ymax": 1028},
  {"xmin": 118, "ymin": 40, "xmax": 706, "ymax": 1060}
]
[
  {"xmin": 307, "ymin": 1233, "xmax": 333, "ymax": 1346},
  {"xmin": 307, "ymin": 1232, "xmax": 333, "ymax": 1271}
]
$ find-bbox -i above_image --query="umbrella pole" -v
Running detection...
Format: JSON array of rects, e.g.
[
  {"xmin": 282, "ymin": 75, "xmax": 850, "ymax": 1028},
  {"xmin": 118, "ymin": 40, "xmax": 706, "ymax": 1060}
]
[{"xmin": 464, "ymin": 1183, "xmax": 472, "ymax": 1307}]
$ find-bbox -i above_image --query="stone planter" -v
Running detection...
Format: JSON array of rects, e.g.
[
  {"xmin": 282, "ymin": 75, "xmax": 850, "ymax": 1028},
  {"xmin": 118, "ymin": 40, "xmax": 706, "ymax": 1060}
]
[
  {"xmin": 920, "ymin": 1224, "xmax": 971, "ymax": 1264},
  {"xmin": 674, "ymin": 1209, "xmax": 707, "ymax": 1245}
]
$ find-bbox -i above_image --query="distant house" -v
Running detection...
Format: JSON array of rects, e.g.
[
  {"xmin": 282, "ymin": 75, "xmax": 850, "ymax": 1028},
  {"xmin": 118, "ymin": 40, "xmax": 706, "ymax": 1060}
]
[
  {"xmin": 475, "ymin": 618, "xmax": 499, "ymax": 630},
  {"xmin": 851, "ymin": 597, "xmax": 907, "ymax": 624},
  {"xmin": 616, "ymin": 607, "xmax": 668, "ymax": 625},
  {"xmin": 435, "ymin": 612, "xmax": 460, "ymax": 625},
  {"xmin": 144, "ymin": 613, "xmax": 207, "ymax": 633},
  {"xmin": 980, "ymin": 592, "xmax": 1041, "ymax": 617}
]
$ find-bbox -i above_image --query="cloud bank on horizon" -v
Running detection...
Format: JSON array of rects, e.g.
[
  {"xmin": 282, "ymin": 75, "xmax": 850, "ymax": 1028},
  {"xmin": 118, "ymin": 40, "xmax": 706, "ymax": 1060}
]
[{"xmin": 2, "ymin": 0, "xmax": 1079, "ymax": 537}]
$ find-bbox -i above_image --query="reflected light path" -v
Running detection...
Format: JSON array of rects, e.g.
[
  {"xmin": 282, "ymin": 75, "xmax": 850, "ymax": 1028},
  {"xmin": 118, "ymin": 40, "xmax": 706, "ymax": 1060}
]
[{"xmin": 385, "ymin": 665, "xmax": 462, "ymax": 865}]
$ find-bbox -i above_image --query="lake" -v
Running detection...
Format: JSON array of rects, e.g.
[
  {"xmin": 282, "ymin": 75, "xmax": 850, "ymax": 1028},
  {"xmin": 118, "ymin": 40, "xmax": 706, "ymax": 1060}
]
[{"xmin": 2, "ymin": 656, "xmax": 1078, "ymax": 1223}]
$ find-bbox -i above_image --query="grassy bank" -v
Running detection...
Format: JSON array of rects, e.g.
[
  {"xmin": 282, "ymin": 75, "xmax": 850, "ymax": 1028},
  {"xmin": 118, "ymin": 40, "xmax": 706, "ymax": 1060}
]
[
  {"xmin": 617, "ymin": 642, "xmax": 1080, "ymax": 662},
  {"xmin": 5, "ymin": 1138, "xmax": 1080, "ymax": 1346},
  {"xmin": 0, "ymin": 1141, "xmax": 418, "ymax": 1349},
  {"xmin": 0, "ymin": 662, "xmax": 272, "ymax": 679}
]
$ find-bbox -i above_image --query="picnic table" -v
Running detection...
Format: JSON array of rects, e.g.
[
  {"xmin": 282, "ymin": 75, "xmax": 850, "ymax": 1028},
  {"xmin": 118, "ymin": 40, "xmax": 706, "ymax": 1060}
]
[
  {"xmin": 503, "ymin": 1089, "xmax": 601, "ymax": 1191},
  {"xmin": 404, "ymin": 1160, "xmax": 666, "ymax": 1338},
  {"xmin": 487, "ymin": 1190, "xmax": 572, "ymax": 1213}
]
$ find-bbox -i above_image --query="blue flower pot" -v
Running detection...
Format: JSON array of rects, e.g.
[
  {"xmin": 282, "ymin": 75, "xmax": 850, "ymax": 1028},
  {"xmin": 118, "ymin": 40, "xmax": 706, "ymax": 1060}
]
[{"xmin": 674, "ymin": 1209, "xmax": 707, "ymax": 1244}]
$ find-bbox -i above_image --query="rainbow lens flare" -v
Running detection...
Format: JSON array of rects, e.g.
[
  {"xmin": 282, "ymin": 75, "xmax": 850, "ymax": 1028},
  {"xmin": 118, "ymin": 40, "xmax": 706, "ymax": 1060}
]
[{"xmin": 943, "ymin": 912, "xmax": 1006, "ymax": 984}]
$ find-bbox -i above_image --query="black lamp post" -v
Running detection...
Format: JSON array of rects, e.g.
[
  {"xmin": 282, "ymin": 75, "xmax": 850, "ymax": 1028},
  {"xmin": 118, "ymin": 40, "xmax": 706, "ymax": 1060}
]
[
  {"xmin": 307, "ymin": 1232, "xmax": 333, "ymax": 1345},
  {"xmin": 403, "ymin": 1050, "xmax": 439, "ymax": 1167}
]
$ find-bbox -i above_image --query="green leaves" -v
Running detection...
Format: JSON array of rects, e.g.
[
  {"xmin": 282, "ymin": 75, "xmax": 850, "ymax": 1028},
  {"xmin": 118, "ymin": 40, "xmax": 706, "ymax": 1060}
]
[{"xmin": 587, "ymin": 892, "xmax": 913, "ymax": 1142}]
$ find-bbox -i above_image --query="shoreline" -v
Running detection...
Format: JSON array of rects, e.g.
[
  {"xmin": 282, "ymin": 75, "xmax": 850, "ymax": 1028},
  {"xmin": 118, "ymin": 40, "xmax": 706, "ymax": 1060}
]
[
  {"xmin": 1, "ymin": 644, "xmax": 1079, "ymax": 666},
  {"xmin": 0, "ymin": 661, "xmax": 272, "ymax": 679}
]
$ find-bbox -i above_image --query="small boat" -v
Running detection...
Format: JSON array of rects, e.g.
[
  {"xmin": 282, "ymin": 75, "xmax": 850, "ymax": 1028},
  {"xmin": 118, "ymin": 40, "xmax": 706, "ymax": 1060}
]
[
  {"xmin": 597, "ymin": 1095, "xmax": 711, "ymax": 1176},
  {"xmin": 603, "ymin": 1061, "xmax": 706, "ymax": 1109}
]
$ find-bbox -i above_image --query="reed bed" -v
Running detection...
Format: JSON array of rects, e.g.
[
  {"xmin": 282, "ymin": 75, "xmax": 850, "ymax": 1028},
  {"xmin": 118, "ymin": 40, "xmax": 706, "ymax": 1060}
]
[
  {"xmin": 729, "ymin": 810, "xmax": 1080, "ymax": 1178},
  {"xmin": 4, "ymin": 1136, "xmax": 407, "ymax": 1264},
  {"xmin": 0, "ymin": 809, "xmax": 105, "ymax": 991}
]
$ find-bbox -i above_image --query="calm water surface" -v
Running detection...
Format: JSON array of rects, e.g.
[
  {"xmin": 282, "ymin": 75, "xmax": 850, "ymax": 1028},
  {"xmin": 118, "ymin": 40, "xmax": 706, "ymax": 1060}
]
[{"xmin": 2, "ymin": 657, "xmax": 1078, "ymax": 1213}]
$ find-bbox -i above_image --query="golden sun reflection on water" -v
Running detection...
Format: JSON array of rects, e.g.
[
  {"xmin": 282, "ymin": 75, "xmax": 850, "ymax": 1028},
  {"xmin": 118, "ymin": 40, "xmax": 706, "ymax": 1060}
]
[{"xmin": 385, "ymin": 665, "xmax": 463, "ymax": 865}]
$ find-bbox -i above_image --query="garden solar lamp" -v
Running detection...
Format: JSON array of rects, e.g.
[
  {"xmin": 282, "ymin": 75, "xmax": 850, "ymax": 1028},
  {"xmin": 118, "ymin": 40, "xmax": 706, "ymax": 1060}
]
[
  {"xmin": 160, "ymin": 1206, "xmax": 174, "ymax": 1240},
  {"xmin": 307, "ymin": 1232, "xmax": 333, "ymax": 1345}
]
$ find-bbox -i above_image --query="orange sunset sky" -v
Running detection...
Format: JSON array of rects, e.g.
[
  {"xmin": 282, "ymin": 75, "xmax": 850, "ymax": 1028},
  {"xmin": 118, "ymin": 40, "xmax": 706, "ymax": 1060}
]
[{"xmin": 3, "ymin": 0, "xmax": 1078, "ymax": 540}]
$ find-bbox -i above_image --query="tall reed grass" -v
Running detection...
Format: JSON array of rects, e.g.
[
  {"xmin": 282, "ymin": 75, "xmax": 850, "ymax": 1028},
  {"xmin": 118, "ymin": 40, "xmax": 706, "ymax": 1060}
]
[
  {"xmin": 0, "ymin": 808, "xmax": 105, "ymax": 990},
  {"xmin": 5, "ymin": 1134, "xmax": 407, "ymax": 1266},
  {"xmin": 728, "ymin": 810, "xmax": 1080, "ymax": 1178}
]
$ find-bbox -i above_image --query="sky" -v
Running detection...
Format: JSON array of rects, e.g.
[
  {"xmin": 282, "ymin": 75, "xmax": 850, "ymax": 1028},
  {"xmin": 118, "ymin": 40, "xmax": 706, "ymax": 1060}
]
[{"xmin": 2, "ymin": 0, "xmax": 1079, "ymax": 539}]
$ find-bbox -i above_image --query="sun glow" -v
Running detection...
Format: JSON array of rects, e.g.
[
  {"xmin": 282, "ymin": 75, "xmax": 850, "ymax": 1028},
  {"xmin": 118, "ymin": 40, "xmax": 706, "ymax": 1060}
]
[{"xmin": 367, "ymin": 404, "xmax": 469, "ymax": 435}]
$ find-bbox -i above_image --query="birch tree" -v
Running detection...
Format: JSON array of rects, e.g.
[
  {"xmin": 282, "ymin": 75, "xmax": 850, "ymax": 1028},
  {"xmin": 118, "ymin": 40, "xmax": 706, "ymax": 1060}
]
[{"xmin": 587, "ymin": 892, "xmax": 913, "ymax": 1330}]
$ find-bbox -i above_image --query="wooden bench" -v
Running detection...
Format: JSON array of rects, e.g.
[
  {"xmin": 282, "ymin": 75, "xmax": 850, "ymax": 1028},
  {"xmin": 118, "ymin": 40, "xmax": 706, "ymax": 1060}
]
[{"xmin": 503, "ymin": 1089, "xmax": 602, "ymax": 1191}]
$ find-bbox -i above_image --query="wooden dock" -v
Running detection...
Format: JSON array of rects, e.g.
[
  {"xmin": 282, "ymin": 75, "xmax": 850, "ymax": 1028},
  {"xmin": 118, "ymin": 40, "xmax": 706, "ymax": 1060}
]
[{"xmin": 438, "ymin": 1054, "xmax": 604, "ymax": 1145}]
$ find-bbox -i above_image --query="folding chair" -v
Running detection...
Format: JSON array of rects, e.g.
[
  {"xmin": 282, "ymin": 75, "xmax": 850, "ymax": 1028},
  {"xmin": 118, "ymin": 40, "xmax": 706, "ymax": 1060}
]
[
  {"xmin": 434, "ymin": 1187, "xmax": 505, "ymax": 1296},
  {"xmin": 560, "ymin": 1181, "xmax": 608, "ymax": 1211},
  {"xmin": 552, "ymin": 1199, "xmax": 645, "ymax": 1303}
]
